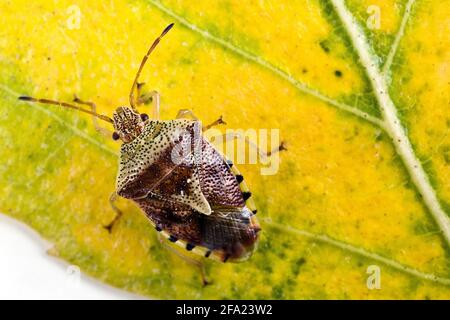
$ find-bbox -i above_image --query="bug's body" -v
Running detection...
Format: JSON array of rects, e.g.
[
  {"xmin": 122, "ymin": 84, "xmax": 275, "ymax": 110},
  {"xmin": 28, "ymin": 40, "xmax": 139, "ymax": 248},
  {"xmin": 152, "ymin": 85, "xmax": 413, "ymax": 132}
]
[
  {"xmin": 115, "ymin": 116, "xmax": 260, "ymax": 262},
  {"xmin": 19, "ymin": 23, "xmax": 284, "ymax": 275}
]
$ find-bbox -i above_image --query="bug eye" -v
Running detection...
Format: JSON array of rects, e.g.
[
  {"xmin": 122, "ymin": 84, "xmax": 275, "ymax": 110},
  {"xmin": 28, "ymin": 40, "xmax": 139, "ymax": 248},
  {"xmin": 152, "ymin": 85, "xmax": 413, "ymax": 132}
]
[
  {"xmin": 112, "ymin": 132, "xmax": 120, "ymax": 141},
  {"xmin": 140, "ymin": 113, "xmax": 149, "ymax": 121}
]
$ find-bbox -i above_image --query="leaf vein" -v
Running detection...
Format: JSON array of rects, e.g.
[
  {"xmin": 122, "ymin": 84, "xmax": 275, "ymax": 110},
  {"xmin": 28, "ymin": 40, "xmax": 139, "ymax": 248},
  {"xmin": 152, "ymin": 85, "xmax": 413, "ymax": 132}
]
[
  {"xmin": 330, "ymin": 0, "xmax": 450, "ymax": 247},
  {"xmin": 264, "ymin": 219, "xmax": 450, "ymax": 285}
]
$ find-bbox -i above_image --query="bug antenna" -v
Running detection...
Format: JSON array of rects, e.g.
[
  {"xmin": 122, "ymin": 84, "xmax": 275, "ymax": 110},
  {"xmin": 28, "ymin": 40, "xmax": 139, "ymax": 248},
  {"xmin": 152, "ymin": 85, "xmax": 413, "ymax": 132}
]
[
  {"xmin": 129, "ymin": 23, "xmax": 174, "ymax": 110},
  {"xmin": 18, "ymin": 96, "xmax": 114, "ymax": 123}
]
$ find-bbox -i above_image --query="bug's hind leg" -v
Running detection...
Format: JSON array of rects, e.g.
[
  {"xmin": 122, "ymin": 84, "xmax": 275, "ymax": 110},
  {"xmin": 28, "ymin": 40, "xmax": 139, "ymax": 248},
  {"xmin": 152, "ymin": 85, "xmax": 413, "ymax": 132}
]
[
  {"xmin": 104, "ymin": 192, "xmax": 123, "ymax": 233},
  {"xmin": 203, "ymin": 115, "xmax": 226, "ymax": 131},
  {"xmin": 176, "ymin": 109, "xmax": 226, "ymax": 131},
  {"xmin": 73, "ymin": 96, "xmax": 112, "ymax": 138},
  {"xmin": 157, "ymin": 233, "xmax": 211, "ymax": 286},
  {"xmin": 136, "ymin": 83, "xmax": 160, "ymax": 120},
  {"xmin": 213, "ymin": 132, "xmax": 287, "ymax": 158}
]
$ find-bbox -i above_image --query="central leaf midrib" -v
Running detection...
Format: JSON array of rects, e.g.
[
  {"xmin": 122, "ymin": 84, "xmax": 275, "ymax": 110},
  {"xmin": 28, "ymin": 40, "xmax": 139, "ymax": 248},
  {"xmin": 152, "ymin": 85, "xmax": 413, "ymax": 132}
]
[{"xmin": 329, "ymin": 0, "xmax": 450, "ymax": 248}]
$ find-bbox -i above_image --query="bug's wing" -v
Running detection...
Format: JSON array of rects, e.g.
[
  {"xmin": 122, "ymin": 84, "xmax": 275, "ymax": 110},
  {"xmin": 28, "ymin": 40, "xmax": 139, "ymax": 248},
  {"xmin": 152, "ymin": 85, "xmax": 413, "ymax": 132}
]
[{"xmin": 116, "ymin": 120, "xmax": 247, "ymax": 216}]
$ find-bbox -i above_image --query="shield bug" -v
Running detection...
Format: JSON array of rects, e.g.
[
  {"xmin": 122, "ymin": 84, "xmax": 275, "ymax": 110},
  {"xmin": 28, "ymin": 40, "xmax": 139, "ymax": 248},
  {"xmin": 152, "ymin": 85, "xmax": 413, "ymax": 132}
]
[{"xmin": 19, "ymin": 23, "xmax": 285, "ymax": 284}]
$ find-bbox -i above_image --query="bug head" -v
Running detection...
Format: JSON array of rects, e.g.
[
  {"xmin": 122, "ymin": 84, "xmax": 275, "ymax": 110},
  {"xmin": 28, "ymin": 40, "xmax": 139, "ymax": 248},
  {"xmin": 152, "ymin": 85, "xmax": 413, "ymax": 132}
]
[{"xmin": 112, "ymin": 106, "xmax": 149, "ymax": 143}]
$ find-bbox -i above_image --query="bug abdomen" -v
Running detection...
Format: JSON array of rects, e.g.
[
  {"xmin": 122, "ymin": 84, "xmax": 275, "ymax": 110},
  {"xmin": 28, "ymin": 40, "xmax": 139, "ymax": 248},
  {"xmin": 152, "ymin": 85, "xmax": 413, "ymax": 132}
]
[
  {"xmin": 134, "ymin": 196, "xmax": 259, "ymax": 262},
  {"xmin": 198, "ymin": 207, "xmax": 260, "ymax": 261}
]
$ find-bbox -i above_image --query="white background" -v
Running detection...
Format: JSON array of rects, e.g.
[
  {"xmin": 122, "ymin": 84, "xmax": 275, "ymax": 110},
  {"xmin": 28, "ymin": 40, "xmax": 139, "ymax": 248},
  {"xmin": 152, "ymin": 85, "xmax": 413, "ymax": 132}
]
[{"xmin": 0, "ymin": 214, "xmax": 142, "ymax": 300}]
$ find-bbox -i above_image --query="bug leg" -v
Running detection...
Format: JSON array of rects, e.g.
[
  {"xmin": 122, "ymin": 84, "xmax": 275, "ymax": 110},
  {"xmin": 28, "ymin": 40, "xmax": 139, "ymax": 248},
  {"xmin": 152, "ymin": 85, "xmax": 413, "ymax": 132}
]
[
  {"xmin": 212, "ymin": 132, "xmax": 287, "ymax": 160},
  {"xmin": 176, "ymin": 109, "xmax": 225, "ymax": 132},
  {"xmin": 136, "ymin": 83, "xmax": 160, "ymax": 120},
  {"xmin": 104, "ymin": 192, "xmax": 123, "ymax": 233},
  {"xmin": 73, "ymin": 96, "xmax": 113, "ymax": 138},
  {"xmin": 203, "ymin": 115, "xmax": 226, "ymax": 132},
  {"xmin": 157, "ymin": 233, "xmax": 211, "ymax": 286},
  {"xmin": 266, "ymin": 140, "xmax": 287, "ymax": 156},
  {"xmin": 176, "ymin": 109, "xmax": 227, "ymax": 131}
]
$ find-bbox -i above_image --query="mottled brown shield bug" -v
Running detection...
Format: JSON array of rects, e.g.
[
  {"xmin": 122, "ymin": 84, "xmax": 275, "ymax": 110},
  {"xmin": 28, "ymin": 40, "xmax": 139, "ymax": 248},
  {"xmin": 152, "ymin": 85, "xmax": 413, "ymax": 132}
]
[{"xmin": 19, "ymin": 23, "xmax": 285, "ymax": 284}]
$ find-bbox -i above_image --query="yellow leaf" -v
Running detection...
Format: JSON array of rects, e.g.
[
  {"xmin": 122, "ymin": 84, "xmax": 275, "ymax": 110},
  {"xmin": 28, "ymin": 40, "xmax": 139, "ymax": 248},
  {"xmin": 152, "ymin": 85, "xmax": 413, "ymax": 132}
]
[{"xmin": 0, "ymin": 0, "xmax": 449, "ymax": 299}]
